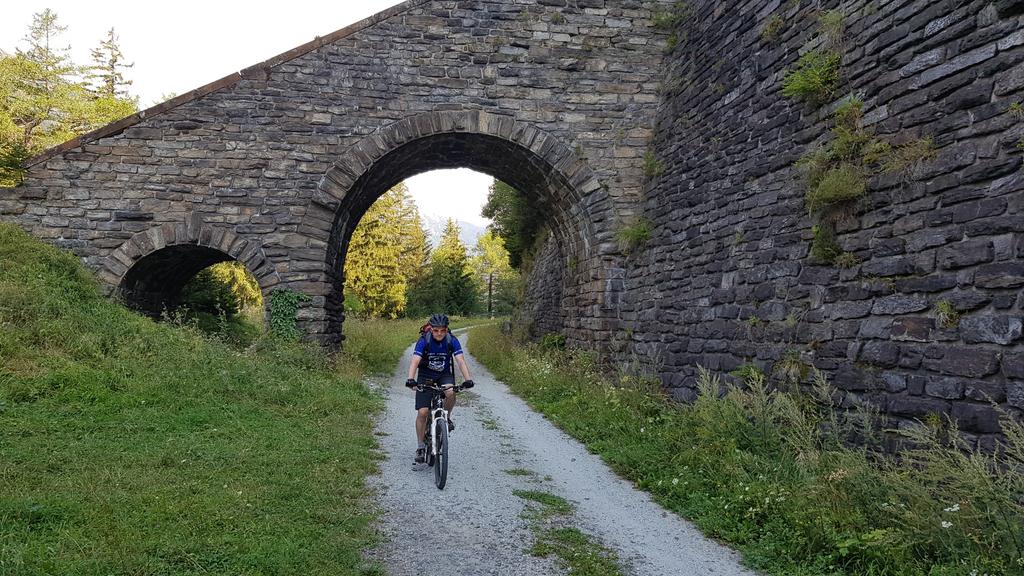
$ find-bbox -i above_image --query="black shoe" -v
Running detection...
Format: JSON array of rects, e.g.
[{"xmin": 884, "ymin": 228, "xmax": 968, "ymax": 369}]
[
  {"xmin": 447, "ymin": 418, "xmax": 455, "ymax": 432},
  {"xmin": 415, "ymin": 448, "xmax": 425, "ymax": 463}
]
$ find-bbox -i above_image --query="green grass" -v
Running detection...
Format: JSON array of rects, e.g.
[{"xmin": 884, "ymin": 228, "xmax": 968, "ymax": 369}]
[
  {"xmin": 782, "ymin": 49, "xmax": 841, "ymax": 105},
  {"xmin": 341, "ymin": 315, "xmax": 496, "ymax": 375},
  {"xmin": 0, "ymin": 223, "xmax": 383, "ymax": 575},
  {"xmin": 513, "ymin": 490, "xmax": 623, "ymax": 576},
  {"xmin": 469, "ymin": 323, "xmax": 1024, "ymax": 576}
]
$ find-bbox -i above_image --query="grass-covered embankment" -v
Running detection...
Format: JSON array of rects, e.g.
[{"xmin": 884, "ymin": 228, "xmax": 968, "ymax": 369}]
[
  {"xmin": 468, "ymin": 323, "xmax": 1024, "ymax": 576},
  {"xmin": 0, "ymin": 223, "xmax": 382, "ymax": 575}
]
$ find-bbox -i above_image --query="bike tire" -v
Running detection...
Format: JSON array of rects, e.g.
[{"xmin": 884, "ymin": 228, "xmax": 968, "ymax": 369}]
[{"xmin": 433, "ymin": 418, "xmax": 448, "ymax": 490}]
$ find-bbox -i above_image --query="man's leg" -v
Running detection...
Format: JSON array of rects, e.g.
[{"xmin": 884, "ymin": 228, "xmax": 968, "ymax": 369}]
[
  {"xmin": 416, "ymin": 407, "xmax": 429, "ymax": 443},
  {"xmin": 443, "ymin": 387, "xmax": 456, "ymax": 416}
]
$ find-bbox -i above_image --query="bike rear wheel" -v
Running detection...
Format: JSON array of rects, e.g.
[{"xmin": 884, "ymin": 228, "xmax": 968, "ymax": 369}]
[{"xmin": 433, "ymin": 418, "xmax": 448, "ymax": 489}]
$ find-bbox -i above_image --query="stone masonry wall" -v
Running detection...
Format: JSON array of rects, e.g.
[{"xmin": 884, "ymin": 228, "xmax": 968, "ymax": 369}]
[
  {"xmin": 0, "ymin": 0, "xmax": 672, "ymax": 347},
  {"xmin": 623, "ymin": 0, "xmax": 1024, "ymax": 446},
  {"xmin": 516, "ymin": 231, "xmax": 566, "ymax": 336}
]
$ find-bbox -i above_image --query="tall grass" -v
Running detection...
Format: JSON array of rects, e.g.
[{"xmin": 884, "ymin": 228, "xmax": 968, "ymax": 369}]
[
  {"xmin": 468, "ymin": 323, "xmax": 1024, "ymax": 576},
  {"xmin": 0, "ymin": 224, "xmax": 382, "ymax": 575},
  {"xmin": 342, "ymin": 315, "xmax": 499, "ymax": 376}
]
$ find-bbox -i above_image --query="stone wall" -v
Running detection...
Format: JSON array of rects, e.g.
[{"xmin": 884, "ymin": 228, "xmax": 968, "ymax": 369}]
[
  {"xmin": 517, "ymin": 231, "xmax": 565, "ymax": 336},
  {"xmin": 0, "ymin": 0, "xmax": 672, "ymax": 346},
  {"xmin": 623, "ymin": 0, "xmax": 1024, "ymax": 445}
]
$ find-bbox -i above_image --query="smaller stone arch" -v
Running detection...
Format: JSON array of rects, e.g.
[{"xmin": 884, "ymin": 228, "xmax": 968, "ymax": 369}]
[{"xmin": 101, "ymin": 217, "xmax": 280, "ymax": 315}]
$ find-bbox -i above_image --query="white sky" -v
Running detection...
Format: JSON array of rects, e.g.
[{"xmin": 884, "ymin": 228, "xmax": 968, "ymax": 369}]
[{"xmin": 1, "ymin": 1, "xmax": 492, "ymax": 227}]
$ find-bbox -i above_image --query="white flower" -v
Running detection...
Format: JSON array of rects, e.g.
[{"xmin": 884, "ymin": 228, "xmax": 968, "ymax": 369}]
[
  {"xmin": 672, "ymin": 478, "xmax": 679, "ymax": 485},
  {"xmin": 943, "ymin": 503, "xmax": 960, "ymax": 512},
  {"xmin": 941, "ymin": 521, "xmax": 953, "ymax": 529}
]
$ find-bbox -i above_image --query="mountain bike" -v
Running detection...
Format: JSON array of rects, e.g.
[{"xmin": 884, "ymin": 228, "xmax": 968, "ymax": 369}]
[{"xmin": 417, "ymin": 380, "xmax": 462, "ymax": 490}]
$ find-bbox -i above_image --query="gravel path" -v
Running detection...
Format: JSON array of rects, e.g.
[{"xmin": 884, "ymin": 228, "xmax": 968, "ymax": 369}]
[{"xmin": 368, "ymin": 330, "xmax": 757, "ymax": 576}]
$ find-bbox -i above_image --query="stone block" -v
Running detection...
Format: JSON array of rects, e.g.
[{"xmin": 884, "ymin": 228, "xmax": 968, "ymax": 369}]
[
  {"xmin": 952, "ymin": 403, "xmax": 1004, "ymax": 434},
  {"xmin": 937, "ymin": 239, "xmax": 994, "ymax": 269},
  {"xmin": 925, "ymin": 377, "xmax": 965, "ymax": 399},
  {"xmin": 959, "ymin": 315, "xmax": 1023, "ymax": 345}
]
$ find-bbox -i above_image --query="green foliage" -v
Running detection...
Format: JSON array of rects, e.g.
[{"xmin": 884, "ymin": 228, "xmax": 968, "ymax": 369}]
[
  {"xmin": 1008, "ymin": 101, "xmax": 1024, "ymax": 120},
  {"xmin": 470, "ymin": 230, "xmax": 519, "ymax": 317},
  {"xmin": 0, "ymin": 9, "xmax": 138, "ymax": 174},
  {"xmin": 85, "ymin": 27, "xmax": 133, "ymax": 98},
  {"xmin": 643, "ymin": 150, "xmax": 666, "ymax": 177},
  {"xmin": 268, "ymin": 288, "xmax": 310, "ymax": 340},
  {"xmin": 833, "ymin": 251, "xmax": 861, "ymax": 269},
  {"xmin": 773, "ymin": 349, "xmax": 810, "ymax": 384},
  {"xmin": 798, "ymin": 99, "xmax": 897, "ymax": 266},
  {"xmin": 341, "ymin": 317, "xmax": 426, "ymax": 375},
  {"xmin": 482, "ymin": 179, "xmax": 543, "ymax": 270},
  {"xmin": 469, "ymin": 323, "xmax": 1024, "ymax": 576},
  {"xmin": 730, "ymin": 363, "xmax": 765, "ymax": 383},
  {"xmin": 345, "ymin": 183, "xmax": 427, "ymax": 319},
  {"xmin": 514, "ymin": 489, "xmax": 623, "ymax": 575},
  {"xmin": 934, "ymin": 300, "xmax": 960, "ymax": 329},
  {"xmin": 782, "ymin": 49, "xmax": 841, "ymax": 105},
  {"xmin": 651, "ymin": 1, "xmax": 691, "ymax": 30},
  {"xmin": 181, "ymin": 261, "xmax": 262, "ymax": 317},
  {"xmin": 540, "ymin": 332, "xmax": 567, "ymax": 350},
  {"xmin": 406, "ymin": 219, "xmax": 478, "ymax": 316},
  {"xmin": 882, "ymin": 137, "xmax": 936, "ymax": 180},
  {"xmin": 0, "ymin": 140, "xmax": 31, "ymax": 186},
  {"xmin": 805, "ymin": 164, "xmax": 867, "ymax": 215},
  {"xmin": 761, "ymin": 14, "xmax": 785, "ymax": 42},
  {"xmin": 0, "ymin": 223, "xmax": 384, "ymax": 575},
  {"xmin": 818, "ymin": 10, "xmax": 845, "ymax": 49},
  {"xmin": 616, "ymin": 218, "xmax": 653, "ymax": 255},
  {"xmin": 810, "ymin": 223, "xmax": 842, "ymax": 264}
]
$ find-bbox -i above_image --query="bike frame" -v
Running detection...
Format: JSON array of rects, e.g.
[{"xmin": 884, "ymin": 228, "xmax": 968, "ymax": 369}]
[{"xmin": 419, "ymin": 382, "xmax": 458, "ymax": 457}]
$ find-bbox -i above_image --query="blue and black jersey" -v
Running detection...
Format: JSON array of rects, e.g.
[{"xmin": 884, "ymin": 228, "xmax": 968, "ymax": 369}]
[{"xmin": 413, "ymin": 334, "xmax": 464, "ymax": 381}]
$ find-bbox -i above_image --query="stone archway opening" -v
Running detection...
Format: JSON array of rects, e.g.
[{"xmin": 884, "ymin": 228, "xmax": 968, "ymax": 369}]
[
  {"xmin": 119, "ymin": 244, "xmax": 234, "ymax": 315},
  {"xmin": 316, "ymin": 124, "xmax": 608, "ymax": 345}
]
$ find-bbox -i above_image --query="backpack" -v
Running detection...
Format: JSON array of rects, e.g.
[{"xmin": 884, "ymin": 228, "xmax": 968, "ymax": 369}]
[{"xmin": 419, "ymin": 324, "xmax": 455, "ymax": 376}]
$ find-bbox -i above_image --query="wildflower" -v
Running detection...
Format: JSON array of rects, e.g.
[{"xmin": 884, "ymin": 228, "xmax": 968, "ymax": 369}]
[
  {"xmin": 672, "ymin": 478, "xmax": 679, "ymax": 485},
  {"xmin": 941, "ymin": 521, "xmax": 952, "ymax": 529},
  {"xmin": 943, "ymin": 503, "xmax": 960, "ymax": 512}
]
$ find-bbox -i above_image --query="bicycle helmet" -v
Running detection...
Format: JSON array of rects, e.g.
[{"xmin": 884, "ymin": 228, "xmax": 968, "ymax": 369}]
[{"xmin": 428, "ymin": 313, "xmax": 450, "ymax": 328}]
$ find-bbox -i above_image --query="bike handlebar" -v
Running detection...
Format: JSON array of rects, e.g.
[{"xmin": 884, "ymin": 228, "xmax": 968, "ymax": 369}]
[{"xmin": 414, "ymin": 382, "xmax": 463, "ymax": 393}]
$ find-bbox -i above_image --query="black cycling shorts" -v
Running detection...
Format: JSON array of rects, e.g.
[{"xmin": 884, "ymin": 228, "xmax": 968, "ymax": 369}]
[{"xmin": 415, "ymin": 373, "xmax": 455, "ymax": 410}]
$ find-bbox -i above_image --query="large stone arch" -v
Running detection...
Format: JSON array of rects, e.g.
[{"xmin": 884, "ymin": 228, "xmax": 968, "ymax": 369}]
[
  {"xmin": 103, "ymin": 217, "xmax": 279, "ymax": 315},
  {"xmin": 295, "ymin": 110, "xmax": 619, "ymax": 345}
]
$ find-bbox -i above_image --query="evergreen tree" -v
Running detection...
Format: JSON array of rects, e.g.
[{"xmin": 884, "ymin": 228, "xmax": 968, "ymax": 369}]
[
  {"xmin": 0, "ymin": 10, "xmax": 138, "ymax": 186},
  {"xmin": 481, "ymin": 179, "xmax": 542, "ymax": 269},
  {"xmin": 424, "ymin": 218, "xmax": 478, "ymax": 315},
  {"xmin": 470, "ymin": 230, "xmax": 518, "ymax": 317},
  {"xmin": 344, "ymin": 186, "xmax": 407, "ymax": 319},
  {"xmin": 87, "ymin": 28, "xmax": 134, "ymax": 98},
  {"xmin": 343, "ymin": 183, "xmax": 431, "ymax": 319}
]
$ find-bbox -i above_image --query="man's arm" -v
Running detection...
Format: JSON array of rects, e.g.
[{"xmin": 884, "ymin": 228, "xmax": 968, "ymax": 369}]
[
  {"xmin": 454, "ymin": 353, "xmax": 472, "ymax": 381},
  {"xmin": 408, "ymin": 354, "xmax": 421, "ymax": 380}
]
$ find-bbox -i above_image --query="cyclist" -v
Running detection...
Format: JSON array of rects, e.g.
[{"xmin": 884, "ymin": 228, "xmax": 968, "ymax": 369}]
[{"xmin": 405, "ymin": 313, "xmax": 474, "ymax": 463}]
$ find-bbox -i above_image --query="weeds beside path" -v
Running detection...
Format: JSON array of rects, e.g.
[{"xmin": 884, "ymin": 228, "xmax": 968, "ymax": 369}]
[
  {"xmin": 0, "ymin": 224, "xmax": 383, "ymax": 575},
  {"xmin": 467, "ymin": 323, "xmax": 1024, "ymax": 576}
]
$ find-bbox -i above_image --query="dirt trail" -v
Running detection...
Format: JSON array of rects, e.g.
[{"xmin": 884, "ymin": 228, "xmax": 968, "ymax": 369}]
[{"xmin": 368, "ymin": 330, "xmax": 756, "ymax": 576}]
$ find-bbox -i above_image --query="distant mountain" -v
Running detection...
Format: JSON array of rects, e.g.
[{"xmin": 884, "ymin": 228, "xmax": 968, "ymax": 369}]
[{"xmin": 422, "ymin": 214, "xmax": 487, "ymax": 250}]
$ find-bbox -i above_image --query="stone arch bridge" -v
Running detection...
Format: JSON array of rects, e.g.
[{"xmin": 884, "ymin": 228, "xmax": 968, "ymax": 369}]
[{"xmin": 0, "ymin": 0, "xmax": 671, "ymax": 345}]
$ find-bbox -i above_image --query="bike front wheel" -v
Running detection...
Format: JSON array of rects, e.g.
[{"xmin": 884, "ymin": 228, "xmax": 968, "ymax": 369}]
[{"xmin": 433, "ymin": 418, "xmax": 448, "ymax": 490}]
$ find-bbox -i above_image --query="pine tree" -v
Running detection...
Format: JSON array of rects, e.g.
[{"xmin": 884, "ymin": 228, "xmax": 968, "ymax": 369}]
[
  {"xmin": 470, "ymin": 230, "xmax": 518, "ymax": 317},
  {"xmin": 1, "ymin": 10, "xmax": 138, "ymax": 186},
  {"xmin": 344, "ymin": 187, "xmax": 407, "ymax": 318},
  {"xmin": 481, "ymin": 179, "xmax": 542, "ymax": 269},
  {"xmin": 430, "ymin": 219, "xmax": 478, "ymax": 315},
  {"xmin": 87, "ymin": 28, "xmax": 133, "ymax": 98}
]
